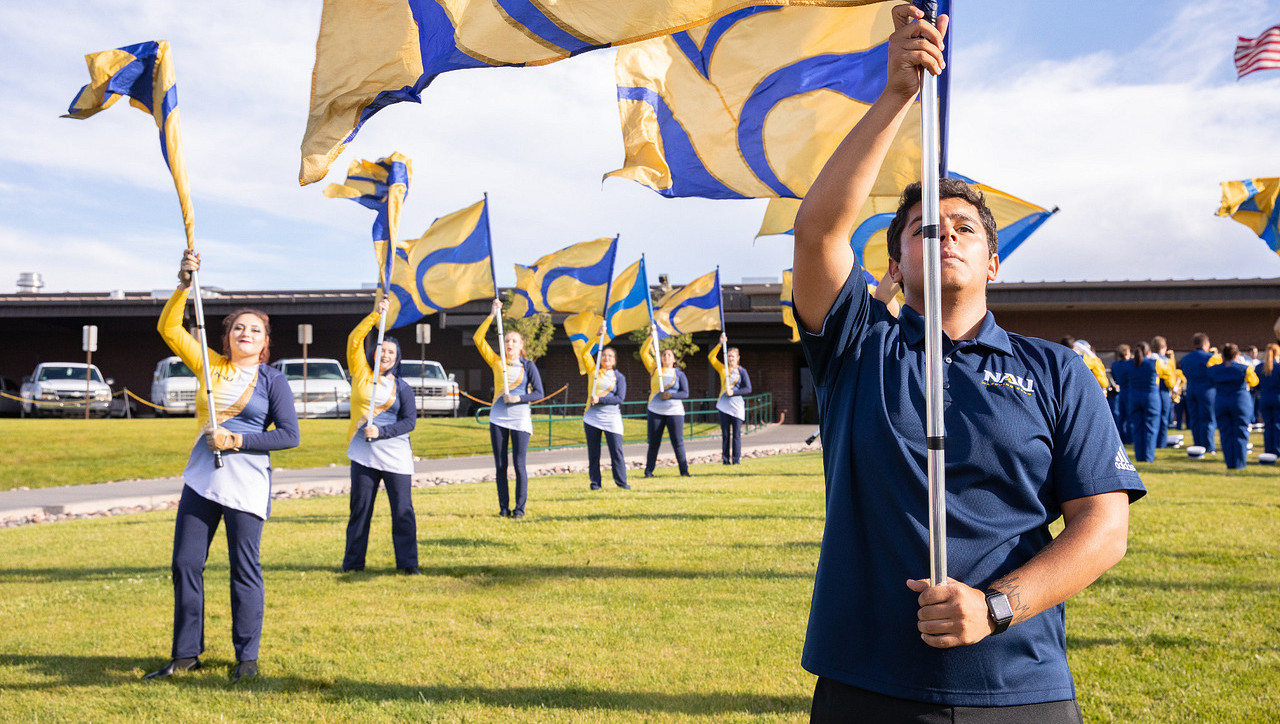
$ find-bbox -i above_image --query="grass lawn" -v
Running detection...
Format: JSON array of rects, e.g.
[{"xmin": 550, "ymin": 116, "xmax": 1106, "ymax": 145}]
[
  {"xmin": 0, "ymin": 415, "xmax": 721, "ymax": 490},
  {"xmin": 1, "ymin": 449, "xmax": 1278, "ymax": 722}
]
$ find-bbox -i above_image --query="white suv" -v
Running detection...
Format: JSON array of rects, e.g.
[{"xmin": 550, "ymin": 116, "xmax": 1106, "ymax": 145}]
[
  {"xmin": 151, "ymin": 356, "xmax": 198, "ymax": 416},
  {"xmin": 271, "ymin": 358, "xmax": 351, "ymax": 419},
  {"xmin": 21, "ymin": 362, "xmax": 113, "ymax": 418},
  {"xmin": 399, "ymin": 360, "xmax": 461, "ymax": 417}
]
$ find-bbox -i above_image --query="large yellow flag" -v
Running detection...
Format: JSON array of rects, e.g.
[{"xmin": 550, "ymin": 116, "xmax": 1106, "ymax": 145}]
[
  {"xmin": 511, "ymin": 237, "xmax": 618, "ymax": 317},
  {"xmin": 64, "ymin": 40, "xmax": 195, "ymax": 247},
  {"xmin": 374, "ymin": 198, "xmax": 496, "ymax": 328},
  {"xmin": 654, "ymin": 269, "xmax": 722, "ymax": 337},
  {"xmin": 606, "ymin": 3, "xmax": 910, "ymax": 200},
  {"xmin": 300, "ymin": 0, "xmax": 886, "ymax": 184},
  {"xmin": 1219, "ymin": 178, "xmax": 1280, "ymax": 252}
]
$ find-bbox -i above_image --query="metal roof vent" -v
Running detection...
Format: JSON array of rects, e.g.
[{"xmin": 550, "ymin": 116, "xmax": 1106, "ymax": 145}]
[{"xmin": 17, "ymin": 272, "xmax": 44, "ymax": 294}]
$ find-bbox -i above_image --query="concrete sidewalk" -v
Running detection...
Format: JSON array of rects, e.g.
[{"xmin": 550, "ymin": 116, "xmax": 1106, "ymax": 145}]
[{"xmin": 1, "ymin": 424, "xmax": 820, "ymax": 525}]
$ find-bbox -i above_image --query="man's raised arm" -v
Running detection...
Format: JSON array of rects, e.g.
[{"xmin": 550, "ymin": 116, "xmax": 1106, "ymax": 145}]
[{"xmin": 792, "ymin": 4, "xmax": 947, "ymax": 332}]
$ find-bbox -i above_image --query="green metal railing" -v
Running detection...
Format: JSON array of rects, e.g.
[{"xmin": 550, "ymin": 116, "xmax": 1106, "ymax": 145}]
[{"xmin": 472, "ymin": 393, "xmax": 774, "ymax": 452}]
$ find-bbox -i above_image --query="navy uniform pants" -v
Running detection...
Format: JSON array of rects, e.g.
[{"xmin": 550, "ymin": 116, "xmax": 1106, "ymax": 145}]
[
  {"xmin": 645, "ymin": 412, "xmax": 689, "ymax": 475},
  {"xmin": 810, "ymin": 677, "xmax": 1083, "ymax": 724},
  {"xmin": 490, "ymin": 424, "xmax": 530, "ymax": 514},
  {"xmin": 1186, "ymin": 386, "xmax": 1218, "ymax": 452},
  {"xmin": 171, "ymin": 485, "xmax": 265, "ymax": 662},
  {"xmin": 1216, "ymin": 395, "xmax": 1253, "ymax": 469},
  {"xmin": 1261, "ymin": 394, "xmax": 1280, "ymax": 455},
  {"xmin": 1156, "ymin": 390, "xmax": 1172, "ymax": 448},
  {"xmin": 718, "ymin": 411, "xmax": 743, "ymax": 464},
  {"xmin": 584, "ymin": 423, "xmax": 628, "ymax": 487},
  {"xmin": 344, "ymin": 461, "xmax": 418, "ymax": 571},
  {"xmin": 1128, "ymin": 393, "xmax": 1162, "ymax": 463}
]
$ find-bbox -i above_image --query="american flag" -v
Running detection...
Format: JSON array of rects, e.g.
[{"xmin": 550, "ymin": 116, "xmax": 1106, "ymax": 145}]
[{"xmin": 1236, "ymin": 24, "xmax": 1280, "ymax": 79}]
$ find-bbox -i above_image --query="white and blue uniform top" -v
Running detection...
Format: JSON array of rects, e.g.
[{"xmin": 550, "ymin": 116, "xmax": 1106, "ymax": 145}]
[
  {"xmin": 800, "ymin": 267, "xmax": 1145, "ymax": 707},
  {"xmin": 473, "ymin": 314, "xmax": 544, "ymax": 434},
  {"xmin": 159, "ymin": 287, "xmax": 300, "ymax": 520},
  {"xmin": 346, "ymin": 311, "xmax": 417, "ymax": 476},
  {"xmin": 580, "ymin": 348, "xmax": 627, "ymax": 435},
  {"xmin": 639, "ymin": 341, "xmax": 688, "ymax": 416},
  {"xmin": 709, "ymin": 341, "xmax": 753, "ymax": 421}
]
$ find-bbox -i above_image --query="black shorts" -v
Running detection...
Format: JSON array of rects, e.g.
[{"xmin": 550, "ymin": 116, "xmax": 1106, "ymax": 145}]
[{"xmin": 811, "ymin": 676, "xmax": 1083, "ymax": 724}]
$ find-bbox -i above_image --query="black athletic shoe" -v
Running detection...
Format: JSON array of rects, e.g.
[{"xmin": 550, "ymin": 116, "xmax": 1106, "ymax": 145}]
[
  {"xmin": 590, "ymin": 484, "xmax": 602, "ymax": 490},
  {"xmin": 230, "ymin": 660, "xmax": 258, "ymax": 683},
  {"xmin": 399, "ymin": 566, "xmax": 421, "ymax": 575},
  {"xmin": 511, "ymin": 510, "xmax": 525, "ymax": 519},
  {"xmin": 144, "ymin": 657, "xmax": 201, "ymax": 680},
  {"xmin": 616, "ymin": 483, "xmax": 631, "ymax": 490},
  {"xmin": 499, "ymin": 509, "xmax": 511, "ymax": 517}
]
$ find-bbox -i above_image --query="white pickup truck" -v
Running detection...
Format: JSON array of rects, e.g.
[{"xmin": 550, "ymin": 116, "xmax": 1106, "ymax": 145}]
[
  {"xmin": 150, "ymin": 356, "xmax": 198, "ymax": 415},
  {"xmin": 20, "ymin": 362, "xmax": 113, "ymax": 418},
  {"xmin": 399, "ymin": 360, "xmax": 461, "ymax": 417},
  {"xmin": 271, "ymin": 358, "xmax": 352, "ymax": 419}
]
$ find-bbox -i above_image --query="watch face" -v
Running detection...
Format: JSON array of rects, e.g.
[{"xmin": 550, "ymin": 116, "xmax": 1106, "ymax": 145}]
[{"xmin": 988, "ymin": 592, "xmax": 1013, "ymax": 621}]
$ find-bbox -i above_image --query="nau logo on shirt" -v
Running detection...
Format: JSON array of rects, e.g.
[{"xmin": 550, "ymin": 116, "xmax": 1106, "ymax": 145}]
[
  {"xmin": 982, "ymin": 370, "xmax": 1035, "ymax": 395},
  {"xmin": 1114, "ymin": 446, "xmax": 1137, "ymax": 472}
]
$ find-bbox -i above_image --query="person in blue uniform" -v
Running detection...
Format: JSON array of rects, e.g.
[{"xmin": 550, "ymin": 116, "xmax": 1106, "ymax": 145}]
[
  {"xmin": 1181, "ymin": 333, "xmax": 1221, "ymax": 453},
  {"xmin": 709, "ymin": 334, "xmax": 753, "ymax": 465},
  {"xmin": 641, "ymin": 325, "xmax": 691, "ymax": 478},
  {"xmin": 791, "ymin": 7, "xmax": 1144, "ymax": 720},
  {"xmin": 1167, "ymin": 349, "xmax": 1187, "ymax": 430},
  {"xmin": 1210, "ymin": 343, "xmax": 1260, "ymax": 470},
  {"xmin": 1150, "ymin": 337, "xmax": 1173, "ymax": 448},
  {"xmin": 1258, "ymin": 342, "xmax": 1280, "ymax": 456},
  {"xmin": 474, "ymin": 299, "xmax": 544, "ymax": 518},
  {"xmin": 1127, "ymin": 341, "xmax": 1174, "ymax": 463},
  {"xmin": 146, "ymin": 250, "xmax": 300, "ymax": 683},
  {"xmin": 580, "ymin": 335, "xmax": 629, "ymax": 490},
  {"xmin": 343, "ymin": 297, "xmax": 419, "ymax": 574},
  {"xmin": 1110, "ymin": 344, "xmax": 1133, "ymax": 444}
]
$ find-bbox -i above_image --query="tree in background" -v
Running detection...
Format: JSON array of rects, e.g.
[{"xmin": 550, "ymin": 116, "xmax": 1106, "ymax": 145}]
[
  {"xmin": 500, "ymin": 293, "xmax": 554, "ymax": 362},
  {"xmin": 626, "ymin": 328, "xmax": 699, "ymax": 368}
]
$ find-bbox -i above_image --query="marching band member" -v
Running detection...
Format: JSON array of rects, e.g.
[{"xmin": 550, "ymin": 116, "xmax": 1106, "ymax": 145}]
[
  {"xmin": 1209, "ymin": 343, "xmax": 1260, "ymax": 469},
  {"xmin": 146, "ymin": 250, "xmax": 299, "ymax": 683},
  {"xmin": 640, "ymin": 325, "xmax": 690, "ymax": 478},
  {"xmin": 342, "ymin": 296, "xmax": 419, "ymax": 574},
  {"xmin": 580, "ymin": 329, "xmax": 629, "ymax": 490},
  {"xmin": 474, "ymin": 299, "xmax": 543, "ymax": 518},
  {"xmin": 709, "ymin": 334, "xmax": 753, "ymax": 465}
]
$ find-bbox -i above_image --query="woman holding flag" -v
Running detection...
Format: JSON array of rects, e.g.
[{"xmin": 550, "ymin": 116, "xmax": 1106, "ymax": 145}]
[
  {"xmin": 641, "ymin": 325, "xmax": 691, "ymax": 478},
  {"xmin": 580, "ymin": 324, "xmax": 630, "ymax": 490},
  {"xmin": 709, "ymin": 333, "xmax": 753, "ymax": 465},
  {"xmin": 342, "ymin": 296, "xmax": 419, "ymax": 574},
  {"xmin": 475, "ymin": 298, "xmax": 544, "ymax": 518},
  {"xmin": 146, "ymin": 250, "xmax": 299, "ymax": 683}
]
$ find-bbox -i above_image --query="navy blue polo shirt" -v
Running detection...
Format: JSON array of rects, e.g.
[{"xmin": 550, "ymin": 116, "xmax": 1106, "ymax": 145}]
[{"xmin": 800, "ymin": 268, "xmax": 1145, "ymax": 707}]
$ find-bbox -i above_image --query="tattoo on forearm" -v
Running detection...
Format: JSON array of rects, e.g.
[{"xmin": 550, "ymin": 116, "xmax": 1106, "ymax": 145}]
[{"xmin": 992, "ymin": 575, "xmax": 1030, "ymax": 623}]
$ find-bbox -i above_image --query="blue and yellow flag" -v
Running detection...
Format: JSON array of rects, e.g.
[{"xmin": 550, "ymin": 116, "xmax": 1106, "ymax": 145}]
[
  {"xmin": 607, "ymin": 2, "xmax": 919, "ymax": 200},
  {"xmin": 64, "ymin": 40, "xmax": 195, "ymax": 247},
  {"xmin": 374, "ymin": 198, "xmax": 496, "ymax": 328},
  {"xmin": 781, "ymin": 269, "xmax": 799, "ymax": 343},
  {"xmin": 513, "ymin": 237, "xmax": 619, "ymax": 316},
  {"xmin": 758, "ymin": 173, "xmax": 1056, "ymax": 284},
  {"xmin": 506, "ymin": 264, "xmax": 540, "ymax": 319},
  {"xmin": 562, "ymin": 257, "xmax": 655, "ymax": 374},
  {"xmin": 1219, "ymin": 178, "xmax": 1280, "ymax": 251},
  {"xmin": 324, "ymin": 153, "xmax": 412, "ymax": 287},
  {"xmin": 300, "ymin": 0, "xmax": 886, "ymax": 184},
  {"xmin": 655, "ymin": 269, "xmax": 722, "ymax": 337}
]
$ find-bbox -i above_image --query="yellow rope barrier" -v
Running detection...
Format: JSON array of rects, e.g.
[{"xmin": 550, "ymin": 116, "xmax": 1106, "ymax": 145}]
[
  {"xmin": 124, "ymin": 388, "xmax": 189, "ymax": 412},
  {"xmin": 461, "ymin": 384, "xmax": 568, "ymax": 408}
]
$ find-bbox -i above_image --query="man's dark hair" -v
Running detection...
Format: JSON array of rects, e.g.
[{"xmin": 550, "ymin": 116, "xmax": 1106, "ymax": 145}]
[
  {"xmin": 1150, "ymin": 336, "xmax": 1167, "ymax": 353},
  {"xmin": 1222, "ymin": 342, "xmax": 1239, "ymax": 361},
  {"xmin": 886, "ymin": 178, "xmax": 999, "ymax": 261},
  {"xmin": 1060, "ymin": 336, "xmax": 1076, "ymax": 348},
  {"xmin": 1192, "ymin": 332, "xmax": 1209, "ymax": 349}
]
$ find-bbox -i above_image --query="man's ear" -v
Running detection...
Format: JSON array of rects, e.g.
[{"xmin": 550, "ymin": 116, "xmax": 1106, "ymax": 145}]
[
  {"xmin": 887, "ymin": 258, "xmax": 904, "ymax": 284},
  {"xmin": 986, "ymin": 253, "xmax": 1000, "ymax": 282}
]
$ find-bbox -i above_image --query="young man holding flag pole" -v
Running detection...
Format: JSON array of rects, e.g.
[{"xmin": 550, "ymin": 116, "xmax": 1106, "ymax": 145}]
[{"xmin": 792, "ymin": 4, "xmax": 1143, "ymax": 719}]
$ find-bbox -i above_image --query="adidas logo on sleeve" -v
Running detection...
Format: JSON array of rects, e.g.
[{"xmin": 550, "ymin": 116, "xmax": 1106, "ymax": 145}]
[{"xmin": 1114, "ymin": 446, "xmax": 1137, "ymax": 472}]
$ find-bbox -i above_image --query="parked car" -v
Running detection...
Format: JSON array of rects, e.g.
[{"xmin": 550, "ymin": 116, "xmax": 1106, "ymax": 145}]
[
  {"xmin": 151, "ymin": 356, "xmax": 198, "ymax": 416},
  {"xmin": 0, "ymin": 377, "xmax": 22, "ymax": 417},
  {"xmin": 398, "ymin": 360, "xmax": 461, "ymax": 417},
  {"xmin": 20, "ymin": 362, "xmax": 113, "ymax": 418},
  {"xmin": 271, "ymin": 358, "xmax": 351, "ymax": 419}
]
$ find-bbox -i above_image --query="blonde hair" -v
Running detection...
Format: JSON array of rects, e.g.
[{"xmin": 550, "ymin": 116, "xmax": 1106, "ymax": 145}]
[{"xmin": 1265, "ymin": 343, "xmax": 1280, "ymax": 377}]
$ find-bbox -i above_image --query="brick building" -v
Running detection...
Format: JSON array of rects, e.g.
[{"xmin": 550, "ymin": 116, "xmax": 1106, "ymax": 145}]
[{"xmin": 2, "ymin": 278, "xmax": 1277, "ymax": 422}]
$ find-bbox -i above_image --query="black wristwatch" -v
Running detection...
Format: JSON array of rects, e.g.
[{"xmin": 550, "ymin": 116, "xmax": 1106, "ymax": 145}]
[{"xmin": 985, "ymin": 589, "xmax": 1013, "ymax": 635}]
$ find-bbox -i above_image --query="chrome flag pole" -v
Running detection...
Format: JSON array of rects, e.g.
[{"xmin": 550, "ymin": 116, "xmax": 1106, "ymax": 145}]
[{"xmin": 918, "ymin": 0, "xmax": 947, "ymax": 586}]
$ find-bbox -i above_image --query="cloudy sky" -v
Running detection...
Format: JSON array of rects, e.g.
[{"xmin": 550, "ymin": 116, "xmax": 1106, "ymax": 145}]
[{"xmin": 2, "ymin": 0, "xmax": 1279, "ymax": 294}]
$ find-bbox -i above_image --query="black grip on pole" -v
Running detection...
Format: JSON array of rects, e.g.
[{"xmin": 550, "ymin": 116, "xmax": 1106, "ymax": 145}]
[
  {"xmin": 214, "ymin": 450, "xmax": 224, "ymax": 468},
  {"xmin": 922, "ymin": 224, "xmax": 939, "ymax": 239},
  {"xmin": 914, "ymin": 0, "xmax": 937, "ymax": 23},
  {"xmin": 927, "ymin": 436, "xmax": 946, "ymax": 450}
]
